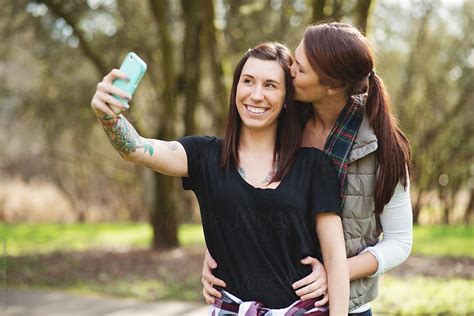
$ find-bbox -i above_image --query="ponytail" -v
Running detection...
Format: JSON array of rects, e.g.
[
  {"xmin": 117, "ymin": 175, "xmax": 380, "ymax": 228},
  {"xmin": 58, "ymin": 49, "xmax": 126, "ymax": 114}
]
[
  {"xmin": 303, "ymin": 22, "xmax": 412, "ymax": 214},
  {"xmin": 366, "ymin": 72, "xmax": 412, "ymax": 213}
]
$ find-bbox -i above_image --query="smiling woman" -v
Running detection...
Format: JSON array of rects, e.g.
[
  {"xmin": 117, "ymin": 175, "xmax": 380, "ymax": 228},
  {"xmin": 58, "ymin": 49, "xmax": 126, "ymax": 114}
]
[
  {"xmin": 90, "ymin": 42, "xmax": 348, "ymax": 314},
  {"xmin": 220, "ymin": 43, "xmax": 300, "ymax": 190}
]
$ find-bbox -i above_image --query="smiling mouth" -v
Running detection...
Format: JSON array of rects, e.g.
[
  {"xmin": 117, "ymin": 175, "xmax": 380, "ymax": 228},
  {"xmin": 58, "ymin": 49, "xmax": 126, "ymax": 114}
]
[{"xmin": 245, "ymin": 104, "xmax": 269, "ymax": 114}]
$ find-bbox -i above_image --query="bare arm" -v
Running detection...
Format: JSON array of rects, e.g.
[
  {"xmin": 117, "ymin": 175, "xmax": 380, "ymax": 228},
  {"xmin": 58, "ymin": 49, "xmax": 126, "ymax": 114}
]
[
  {"xmin": 316, "ymin": 213, "xmax": 349, "ymax": 315},
  {"xmin": 91, "ymin": 69, "xmax": 188, "ymax": 176},
  {"xmin": 292, "ymin": 181, "xmax": 413, "ymax": 307}
]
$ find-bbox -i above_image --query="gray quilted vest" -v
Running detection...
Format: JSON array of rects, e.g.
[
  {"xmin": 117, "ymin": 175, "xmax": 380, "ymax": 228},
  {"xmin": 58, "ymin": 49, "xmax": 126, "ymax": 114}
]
[{"xmin": 343, "ymin": 115, "xmax": 381, "ymax": 311}]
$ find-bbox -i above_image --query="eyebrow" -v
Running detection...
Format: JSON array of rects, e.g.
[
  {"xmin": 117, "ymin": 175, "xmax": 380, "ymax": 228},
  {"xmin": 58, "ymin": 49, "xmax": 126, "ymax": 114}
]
[
  {"xmin": 241, "ymin": 74, "xmax": 281, "ymax": 85},
  {"xmin": 295, "ymin": 59, "xmax": 303, "ymax": 69}
]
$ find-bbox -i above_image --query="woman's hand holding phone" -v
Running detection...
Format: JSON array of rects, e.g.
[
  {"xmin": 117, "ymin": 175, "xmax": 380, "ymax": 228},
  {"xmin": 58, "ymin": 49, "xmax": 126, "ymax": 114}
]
[
  {"xmin": 91, "ymin": 52, "xmax": 147, "ymax": 120},
  {"xmin": 91, "ymin": 69, "xmax": 132, "ymax": 119}
]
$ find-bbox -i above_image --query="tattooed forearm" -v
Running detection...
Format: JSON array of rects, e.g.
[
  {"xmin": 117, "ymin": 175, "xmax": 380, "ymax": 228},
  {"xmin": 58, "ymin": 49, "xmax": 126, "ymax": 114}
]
[{"xmin": 99, "ymin": 114, "xmax": 154, "ymax": 157}]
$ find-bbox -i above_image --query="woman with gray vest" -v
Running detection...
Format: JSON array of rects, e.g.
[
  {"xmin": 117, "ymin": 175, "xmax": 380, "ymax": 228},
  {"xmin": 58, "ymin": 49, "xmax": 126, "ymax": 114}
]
[{"xmin": 201, "ymin": 22, "xmax": 413, "ymax": 315}]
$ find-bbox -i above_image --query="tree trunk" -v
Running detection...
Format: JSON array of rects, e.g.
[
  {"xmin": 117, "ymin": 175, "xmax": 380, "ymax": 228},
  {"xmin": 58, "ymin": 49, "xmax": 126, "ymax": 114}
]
[
  {"xmin": 181, "ymin": 0, "xmax": 204, "ymax": 136},
  {"xmin": 354, "ymin": 0, "xmax": 373, "ymax": 34},
  {"xmin": 412, "ymin": 190, "xmax": 423, "ymax": 225},
  {"xmin": 279, "ymin": 0, "xmax": 292, "ymax": 41},
  {"xmin": 150, "ymin": 174, "xmax": 179, "ymax": 248},
  {"xmin": 396, "ymin": 4, "xmax": 433, "ymax": 124},
  {"xmin": 463, "ymin": 189, "xmax": 473, "ymax": 225},
  {"xmin": 330, "ymin": 0, "xmax": 344, "ymax": 21},
  {"xmin": 203, "ymin": 0, "xmax": 228, "ymax": 134},
  {"xmin": 149, "ymin": 0, "xmax": 180, "ymax": 249},
  {"xmin": 312, "ymin": 0, "xmax": 327, "ymax": 23},
  {"xmin": 441, "ymin": 190, "xmax": 450, "ymax": 225}
]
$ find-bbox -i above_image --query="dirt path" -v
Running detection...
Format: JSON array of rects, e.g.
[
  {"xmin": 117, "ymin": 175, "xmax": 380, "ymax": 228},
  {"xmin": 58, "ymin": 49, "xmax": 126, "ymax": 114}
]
[
  {"xmin": 389, "ymin": 254, "xmax": 473, "ymax": 279},
  {"xmin": 9, "ymin": 246, "xmax": 473, "ymax": 306},
  {"xmin": 3, "ymin": 288, "xmax": 208, "ymax": 316}
]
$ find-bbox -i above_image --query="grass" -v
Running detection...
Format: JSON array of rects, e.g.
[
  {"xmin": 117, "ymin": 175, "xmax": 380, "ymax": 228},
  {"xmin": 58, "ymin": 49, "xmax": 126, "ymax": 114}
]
[
  {"xmin": 372, "ymin": 275, "xmax": 474, "ymax": 314},
  {"xmin": 3, "ymin": 223, "xmax": 473, "ymax": 314},
  {"xmin": 412, "ymin": 225, "xmax": 474, "ymax": 258},
  {"xmin": 1, "ymin": 223, "xmax": 205, "ymax": 256},
  {"xmin": 2, "ymin": 223, "xmax": 473, "ymax": 257}
]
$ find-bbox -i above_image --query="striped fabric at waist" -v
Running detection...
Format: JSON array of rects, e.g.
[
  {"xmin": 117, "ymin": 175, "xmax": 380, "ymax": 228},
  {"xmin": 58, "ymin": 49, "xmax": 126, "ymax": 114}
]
[{"xmin": 209, "ymin": 288, "xmax": 329, "ymax": 316}]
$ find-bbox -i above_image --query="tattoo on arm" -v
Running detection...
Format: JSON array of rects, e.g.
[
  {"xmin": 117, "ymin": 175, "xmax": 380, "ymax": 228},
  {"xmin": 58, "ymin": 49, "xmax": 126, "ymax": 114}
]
[
  {"xmin": 165, "ymin": 141, "xmax": 179, "ymax": 151},
  {"xmin": 99, "ymin": 114, "xmax": 154, "ymax": 157},
  {"xmin": 238, "ymin": 167, "xmax": 246, "ymax": 179}
]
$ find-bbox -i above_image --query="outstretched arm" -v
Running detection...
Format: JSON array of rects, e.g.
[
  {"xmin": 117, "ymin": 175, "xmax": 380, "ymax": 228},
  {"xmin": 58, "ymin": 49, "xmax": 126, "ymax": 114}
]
[{"xmin": 91, "ymin": 69, "xmax": 188, "ymax": 177}]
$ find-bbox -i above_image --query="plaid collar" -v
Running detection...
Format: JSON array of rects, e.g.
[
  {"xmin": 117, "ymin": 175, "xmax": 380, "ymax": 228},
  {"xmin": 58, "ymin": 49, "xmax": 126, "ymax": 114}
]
[{"xmin": 323, "ymin": 95, "xmax": 365, "ymax": 207}]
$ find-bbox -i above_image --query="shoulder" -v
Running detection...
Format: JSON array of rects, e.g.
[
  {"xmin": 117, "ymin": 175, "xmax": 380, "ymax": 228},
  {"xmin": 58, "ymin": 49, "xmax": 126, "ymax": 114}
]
[
  {"xmin": 178, "ymin": 135, "xmax": 221, "ymax": 149},
  {"xmin": 298, "ymin": 147, "xmax": 334, "ymax": 169},
  {"xmin": 177, "ymin": 135, "xmax": 222, "ymax": 160}
]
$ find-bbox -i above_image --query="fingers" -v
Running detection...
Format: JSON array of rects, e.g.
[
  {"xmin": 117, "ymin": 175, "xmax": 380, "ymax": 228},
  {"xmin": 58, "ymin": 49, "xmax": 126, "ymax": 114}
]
[
  {"xmin": 203, "ymin": 288, "xmax": 215, "ymax": 305},
  {"xmin": 314, "ymin": 292, "xmax": 329, "ymax": 307},
  {"xmin": 91, "ymin": 96, "xmax": 118, "ymax": 119},
  {"xmin": 202, "ymin": 268, "xmax": 227, "ymax": 288},
  {"xmin": 301, "ymin": 256, "xmax": 321, "ymax": 267},
  {"xmin": 202, "ymin": 250, "xmax": 226, "ymax": 288},
  {"xmin": 92, "ymin": 70, "xmax": 132, "ymax": 118},
  {"xmin": 103, "ymin": 68, "xmax": 129, "ymax": 84},
  {"xmin": 97, "ymin": 91, "xmax": 129, "ymax": 112},
  {"xmin": 300, "ymin": 286, "xmax": 326, "ymax": 301},
  {"xmin": 97, "ymin": 81, "xmax": 132, "ymax": 101},
  {"xmin": 295, "ymin": 279, "xmax": 322, "ymax": 297},
  {"xmin": 292, "ymin": 272, "xmax": 319, "ymax": 290},
  {"xmin": 205, "ymin": 250, "xmax": 218, "ymax": 269},
  {"xmin": 202, "ymin": 276, "xmax": 223, "ymax": 298}
]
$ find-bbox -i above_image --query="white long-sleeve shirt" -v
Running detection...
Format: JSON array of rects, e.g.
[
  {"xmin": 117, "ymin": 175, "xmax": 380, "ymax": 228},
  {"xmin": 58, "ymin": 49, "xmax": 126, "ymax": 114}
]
[{"xmin": 351, "ymin": 181, "xmax": 413, "ymax": 313}]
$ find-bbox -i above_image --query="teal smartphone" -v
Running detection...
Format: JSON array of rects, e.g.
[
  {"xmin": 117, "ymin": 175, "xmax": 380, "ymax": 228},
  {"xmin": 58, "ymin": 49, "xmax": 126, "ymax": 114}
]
[{"xmin": 111, "ymin": 52, "xmax": 147, "ymax": 113}]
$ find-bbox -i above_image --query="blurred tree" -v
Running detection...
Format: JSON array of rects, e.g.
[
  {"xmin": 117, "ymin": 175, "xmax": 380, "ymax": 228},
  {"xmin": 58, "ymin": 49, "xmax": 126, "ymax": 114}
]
[
  {"xmin": 379, "ymin": 1, "xmax": 473, "ymax": 224},
  {"xmin": 1, "ymin": 0, "xmax": 472, "ymax": 247}
]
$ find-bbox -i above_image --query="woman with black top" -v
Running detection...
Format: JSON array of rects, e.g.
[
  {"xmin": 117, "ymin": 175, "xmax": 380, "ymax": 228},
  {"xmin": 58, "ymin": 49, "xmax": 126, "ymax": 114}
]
[
  {"xmin": 203, "ymin": 23, "xmax": 413, "ymax": 316},
  {"xmin": 90, "ymin": 42, "xmax": 349, "ymax": 315}
]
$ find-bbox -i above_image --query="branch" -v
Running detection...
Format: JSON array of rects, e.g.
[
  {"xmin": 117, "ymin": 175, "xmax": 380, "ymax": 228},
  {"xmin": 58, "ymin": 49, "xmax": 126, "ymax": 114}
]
[{"xmin": 40, "ymin": 0, "xmax": 108, "ymax": 75}]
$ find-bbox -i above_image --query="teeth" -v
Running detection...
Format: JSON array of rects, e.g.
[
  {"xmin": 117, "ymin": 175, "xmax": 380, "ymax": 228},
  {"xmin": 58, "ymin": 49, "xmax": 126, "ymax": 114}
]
[{"xmin": 246, "ymin": 105, "xmax": 267, "ymax": 114}]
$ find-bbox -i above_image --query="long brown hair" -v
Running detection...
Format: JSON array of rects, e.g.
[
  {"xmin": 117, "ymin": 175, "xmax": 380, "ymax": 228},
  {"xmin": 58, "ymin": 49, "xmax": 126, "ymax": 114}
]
[
  {"xmin": 220, "ymin": 42, "xmax": 301, "ymax": 183},
  {"xmin": 303, "ymin": 22, "xmax": 412, "ymax": 213}
]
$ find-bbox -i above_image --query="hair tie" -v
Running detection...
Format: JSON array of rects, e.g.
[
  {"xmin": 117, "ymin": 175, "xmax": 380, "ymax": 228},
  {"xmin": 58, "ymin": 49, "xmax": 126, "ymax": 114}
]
[{"xmin": 368, "ymin": 70, "xmax": 375, "ymax": 78}]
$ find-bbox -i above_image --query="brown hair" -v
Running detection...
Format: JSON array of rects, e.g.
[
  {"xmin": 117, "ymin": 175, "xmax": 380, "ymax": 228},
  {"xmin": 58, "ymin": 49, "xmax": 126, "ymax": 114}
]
[
  {"xmin": 304, "ymin": 22, "xmax": 412, "ymax": 213},
  {"xmin": 220, "ymin": 42, "xmax": 301, "ymax": 183}
]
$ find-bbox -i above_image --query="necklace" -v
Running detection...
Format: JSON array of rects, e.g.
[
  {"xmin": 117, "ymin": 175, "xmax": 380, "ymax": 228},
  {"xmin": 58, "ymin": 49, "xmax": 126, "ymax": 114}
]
[{"xmin": 313, "ymin": 123, "xmax": 328, "ymax": 148}]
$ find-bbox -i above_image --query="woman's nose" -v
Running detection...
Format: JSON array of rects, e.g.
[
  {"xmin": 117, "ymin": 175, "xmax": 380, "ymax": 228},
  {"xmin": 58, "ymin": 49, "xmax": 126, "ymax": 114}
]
[
  {"xmin": 250, "ymin": 86, "xmax": 264, "ymax": 101},
  {"xmin": 290, "ymin": 65, "xmax": 297, "ymax": 78}
]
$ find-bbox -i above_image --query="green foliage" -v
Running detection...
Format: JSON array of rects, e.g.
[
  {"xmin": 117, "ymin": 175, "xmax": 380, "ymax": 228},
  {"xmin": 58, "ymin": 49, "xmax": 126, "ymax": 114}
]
[{"xmin": 372, "ymin": 275, "xmax": 474, "ymax": 314}]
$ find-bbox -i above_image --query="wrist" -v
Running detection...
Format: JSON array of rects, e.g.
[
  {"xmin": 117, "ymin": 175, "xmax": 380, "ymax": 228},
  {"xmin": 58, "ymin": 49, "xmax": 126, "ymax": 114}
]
[{"xmin": 98, "ymin": 113, "xmax": 121, "ymax": 127}]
